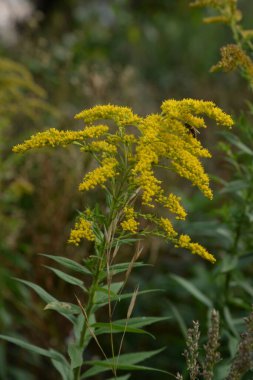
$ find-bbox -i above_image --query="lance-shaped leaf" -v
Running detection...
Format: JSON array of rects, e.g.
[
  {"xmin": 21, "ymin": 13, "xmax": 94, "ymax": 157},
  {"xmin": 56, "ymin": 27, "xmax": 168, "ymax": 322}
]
[
  {"xmin": 40, "ymin": 254, "xmax": 91, "ymax": 275},
  {"xmin": 45, "ymin": 301, "xmax": 80, "ymax": 316},
  {"xmin": 82, "ymin": 348, "xmax": 166, "ymax": 378},
  {"xmin": 93, "ymin": 316, "xmax": 170, "ymax": 337},
  {"xmin": 170, "ymin": 274, "xmax": 212, "ymax": 308},
  {"xmin": 44, "ymin": 266, "xmax": 87, "ymax": 291},
  {"xmin": 0, "ymin": 336, "xmax": 71, "ymax": 380},
  {"xmin": 15, "ymin": 278, "xmax": 56, "ymax": 304}
]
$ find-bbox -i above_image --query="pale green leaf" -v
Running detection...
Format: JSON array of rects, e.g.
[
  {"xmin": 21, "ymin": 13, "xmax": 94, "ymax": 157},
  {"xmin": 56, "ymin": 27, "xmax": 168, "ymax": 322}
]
[
  {"xmin": 44, "ymin": 266, "xmax": 87, "ymax": 291},
  {"xmin": 45, "ymin": 301, "xmax": 80, "ymax": 315},
  {"xmin": 93, "ymin": 316, "xmax": 169, "ymax": 336},
  {"xmin": 49, "ymin": 349, "xmax": 71, "ymax": 380},
  {"xmin": 68, "ymin": 343, "xmax": 83, "ymax": 370},
  {"xmin": 14, "ymin": 278, "xmax": 56, "ymax": 303},
  {"xmin": 40, "ymin": 254, "xmax": 91, "ymax": 275}
]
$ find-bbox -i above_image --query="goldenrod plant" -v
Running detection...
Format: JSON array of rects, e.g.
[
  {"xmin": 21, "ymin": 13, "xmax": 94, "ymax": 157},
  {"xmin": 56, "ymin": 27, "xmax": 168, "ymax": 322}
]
[
  {"xmin": 190, "ymin": 0, "xmax": 253, "ymax": 89},
  {"xmin": 0, "ymin": 100, "xmax": 232, "ymax": 379},
  {"xmin": 0, "ymin": 57, "xmax": 54, "ymax": 119}
]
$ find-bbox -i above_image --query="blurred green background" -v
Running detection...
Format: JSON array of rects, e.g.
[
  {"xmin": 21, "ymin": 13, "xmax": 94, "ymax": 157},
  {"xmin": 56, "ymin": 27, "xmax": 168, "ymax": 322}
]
[{"xmin": 1, "ymin": 0, "xmax": 253, "ymax": 379}]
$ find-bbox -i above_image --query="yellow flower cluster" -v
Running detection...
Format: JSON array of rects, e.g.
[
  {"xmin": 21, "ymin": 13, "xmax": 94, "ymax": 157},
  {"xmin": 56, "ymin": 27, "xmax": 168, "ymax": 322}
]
[
  {"xmin": 177, "ymin": 234, "xmax": 216, "ymax": 263},
  {"xmin": 211, "ymin": 45, "xmax": 253, "ymax": 85},
  {"xmin": 161, "ymin": 99, "xmax": 233, "ymax": 127},
  {"xmin": 79, "ymin": 157, "xmax": 118, "ymax": 191},
  {"xmin": 121, "ymin": 207, "xmax": 139, "ymax": 234},
  {"xmin": 13, "ymin": 100, "xmax": 233, "ymax": 262},
  {"xmin": 87, "ymin": 140, "xmax": 117, "ymax": 154},
  {"xmin": 13, "ymin": 125, "xmax": 109, "ymax": 153},
  {"xmin": 75, "ymin": 104, "xmax": 141, "ymax": 127},
  {"xmin": 159, "ymin": 218, "xmax": 178, "ymax": 239},
  {"xmin": 158, "ymin": 194, "xmax": 187, "ymax": 220},
  {"xmin": 68, "ymin": 217, "xmax": 95, "ymax": 245}
]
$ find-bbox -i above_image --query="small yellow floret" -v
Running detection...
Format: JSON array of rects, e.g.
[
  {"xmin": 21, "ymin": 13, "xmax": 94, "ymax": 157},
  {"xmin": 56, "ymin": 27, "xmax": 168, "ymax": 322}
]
[{"xmin": 68, "ymin": 218, "xmax": 95, "ymax": 245}]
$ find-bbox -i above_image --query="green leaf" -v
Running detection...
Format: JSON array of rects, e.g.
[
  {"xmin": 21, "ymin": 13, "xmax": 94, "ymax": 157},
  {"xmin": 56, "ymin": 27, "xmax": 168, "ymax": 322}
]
[
  {"xmin": 0, "ymin": 335, "xmax": 59, "ymax": 359},
  {"xmin": 170, "ymin": 274, "xmax": 212, "ymax": 308},
  {"xmin": 44, "ymin": 266, "xmax": 87, "ymax": 291},
  {"xmin": 45, "ymin": 301, "xmax": 80, "ymax": 315},
  {"xmin": 94, "ymin": 289, "xmax": 163, "ymax": 310},
  {"xmin": 168, "ymin": 302, "xmax": 187, "ymax": 338},
  {"xmin": 219, "ymin": 255, "xmax": 238, "ymax": 274},
  {"xmin": 82, "ymin": 348, "xmax": 166, "ymax": 378},
  {"xmin": 224, "ymin": 306, "xmax": 239, "ymax": 338},
  {"xmin": 15, "ymin": 279, "xmax": 77, "ymax": 323},
  {"xmin": 94, "ymin": 282, "xmax": 124, "ymax": 303},
  {"xmin": 49, "ymin": 349, "xmax": 71, "ymax": 380},
  {"xmin": 68, "ymin": 343, "xmax": 83, "ymax": 370},
  {"xmin": 14, "ymin": 278, "xmax": 56, "ymax": 303},
  {"xmin": 93, "ymin": 316, "xmax": 170, "ymax": 336},
  {"xmin": 221, "ymin": 180, "xmax": 250, "ymax": 194},
  {"xmin": 104, "ymin": 262, "xmax": 148, "ymax": 277},
  {"xmin": 92, "ymin": 323, "xmax": 152, "ymax": 337},
  {"xmin": 40, "ymin": 254, "xmax": 91, "ymax": 275},
  {"xmin": 236, "ymin": 280, "xmax": 253, "ymax": 297},
  {"xmin": 107, "ymin": 376, "xmax": 130, "ymax": 380},
  {"xmin": 82, "ymin": 364, "xmax": 169, "ymax": 378},
  {"xmin": 222, "ymin": 132, "xmax": 253, "ymax": 156}
]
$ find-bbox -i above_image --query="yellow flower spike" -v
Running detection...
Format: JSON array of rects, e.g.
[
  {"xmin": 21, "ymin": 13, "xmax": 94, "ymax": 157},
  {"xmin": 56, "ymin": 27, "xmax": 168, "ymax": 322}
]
[
  {"xmin": 13, "ymin": 125, "xmax": 109, "ymax": 153},
  {"xmin": 160, "ymin": 218, "xmax": 178, "ymax": 239},
  {"xmin": 161, "ymin": 98, "xmax": 233, "ymax": 128},
  {"xmin": 157, "ymin": 194, "xmax": 187, "ymax": 220},
  {"xmin": 177, "ymin": 234, "xmax": 216, "ymax": 263},
  {"xmin": 79, "ymin": 157, "xmax": 118, "ymax": 192},
  {"xmin": 75, "ymin": 104, "xmax": 141, "ymax": 127},
  {"xmin": 121, "ymin": 207, "xmax": 139, "ymax": 234},
  {"xmin": 68, "ymin": 217, "xmax": 95, "ymax": 245},
  {"xmin": 89, "ymin": 140, "xmax": 117, "ymax": 154}
]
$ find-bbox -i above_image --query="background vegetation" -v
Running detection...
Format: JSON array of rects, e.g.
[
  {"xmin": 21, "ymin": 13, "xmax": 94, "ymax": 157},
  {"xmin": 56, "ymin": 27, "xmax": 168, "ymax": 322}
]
[{"xmin": 1, "ymin": 0, "xmax": 253, "ymax": 379}]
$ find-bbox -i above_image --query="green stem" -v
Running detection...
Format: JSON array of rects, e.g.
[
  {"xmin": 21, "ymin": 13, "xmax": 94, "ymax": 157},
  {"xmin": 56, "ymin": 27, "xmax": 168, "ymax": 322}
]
[{"xmin": 73, "ymin": 247, "xmax": 104, "ymax": 380}]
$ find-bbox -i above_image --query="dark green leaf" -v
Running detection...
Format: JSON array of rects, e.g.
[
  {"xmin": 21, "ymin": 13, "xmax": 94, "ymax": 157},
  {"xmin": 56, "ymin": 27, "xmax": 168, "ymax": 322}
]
[
  {"xmin": 0, "ymin": 335, "xmax": 59, "ymax": 360},
  {"xmin": 82, "ymin": 348, "xmax": 165, "ymax": 378},
  {"xmin": 170, "ymin": 274, "xmax": 212, "ymax": 308},
  {"xmin": 224, "ymin": 306, "xmax": 239, "ymax": 338}
]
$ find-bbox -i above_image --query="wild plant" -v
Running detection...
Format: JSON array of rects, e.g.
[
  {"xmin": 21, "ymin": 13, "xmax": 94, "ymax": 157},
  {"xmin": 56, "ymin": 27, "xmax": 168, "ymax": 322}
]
[
  {"xmin": 0, "ymin": 100, "xmax": 233, "ymax": 379},
  {"xmin": 169, "ymin": 0, "xmax": 253, "ymax": 377},
  {"xmin": 177, "ymin": 308, "xmax": 253, "ymax": 379}
]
